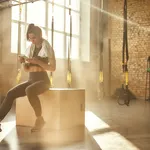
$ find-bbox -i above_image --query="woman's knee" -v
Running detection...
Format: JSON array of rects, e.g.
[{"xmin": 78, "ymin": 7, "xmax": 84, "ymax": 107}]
[
  {"xmin": 5, "ymin": 89, "xmax": 16, "ymax": 101},
  {"xmin": 25, "ymin": 87, "xmax": 34, "ymax": 97}
]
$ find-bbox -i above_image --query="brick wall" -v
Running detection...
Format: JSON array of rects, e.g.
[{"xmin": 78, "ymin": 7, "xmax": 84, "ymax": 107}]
[{"xmin": 108, "ymin": 0, "xmax": 150, "ymax": 97}]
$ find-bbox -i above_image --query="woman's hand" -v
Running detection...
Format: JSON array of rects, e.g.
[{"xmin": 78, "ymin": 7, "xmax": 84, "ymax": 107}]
[
  {"xmin": 18, "ymin": 56, "xmax": 25, "ymax": 63},
  {"xmin": 26, "ymin": 57, "xmax": 39, "ymax": 64}
]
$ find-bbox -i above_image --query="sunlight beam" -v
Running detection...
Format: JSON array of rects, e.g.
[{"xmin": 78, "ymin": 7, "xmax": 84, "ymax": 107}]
[
  {"xmin": 85, "ymin": 111, "xmax": 110, "ymax": 132},
  {"xmin": 0, "ymin": 121, "xmax": 16, "ymax": 142},
  {"xmin": 93, "ymin": 131, "xmax": 140, "ymax": 150},
  {"xmin": 81, "ymin": 0, "xmax": 150, "ymax": 33}
]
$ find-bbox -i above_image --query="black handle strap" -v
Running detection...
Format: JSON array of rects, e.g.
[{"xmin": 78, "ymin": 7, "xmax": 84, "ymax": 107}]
[{"xmin": 122, "ymin": 0, "xmax": 129, "ymax": 70}]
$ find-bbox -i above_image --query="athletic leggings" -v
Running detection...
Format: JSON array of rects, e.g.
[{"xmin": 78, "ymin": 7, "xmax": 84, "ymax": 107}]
[{"xmin": 0, "ymin": 71, "xmax": 50, "ymax": 121}]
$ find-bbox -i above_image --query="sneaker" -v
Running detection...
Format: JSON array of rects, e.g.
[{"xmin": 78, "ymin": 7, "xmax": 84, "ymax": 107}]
[{"xmin": 31, "ymin": 116, "xmax": 45, "ymax": 132}]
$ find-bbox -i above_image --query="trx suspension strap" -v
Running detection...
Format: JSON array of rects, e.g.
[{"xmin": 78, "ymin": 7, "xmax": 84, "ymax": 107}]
[
  {"xmin": 49, "ymin": 0, "xmax": 54, "ymax": 87},
  {"xmin": 16, "ymin": 3, "xmax": 22, "ymax": 84},
  {"xmin": 118, "ymin": 0, "xmax": 130, "ymax": 106},
  {"xmin": 145, "ymin": 56, "xmax": 150, "ymax": 101},
  {"xmin": 67, "ymin": 0, "xmax": 72, "ymax": 88},
  {"xmin": 99, "ymin": 0, "xmax": 104, "ymax": 99}
]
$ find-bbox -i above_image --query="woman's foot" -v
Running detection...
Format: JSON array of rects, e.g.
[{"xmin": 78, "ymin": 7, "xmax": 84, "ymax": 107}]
[{"xmin": 31, "ymin": 116, "xmax": 45, "ymax": 132}]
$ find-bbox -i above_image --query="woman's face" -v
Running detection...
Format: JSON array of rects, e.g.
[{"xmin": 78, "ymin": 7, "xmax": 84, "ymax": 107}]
[{"xmin": 28, "ymin": 33, "xmax": 42, "ymax": 45}]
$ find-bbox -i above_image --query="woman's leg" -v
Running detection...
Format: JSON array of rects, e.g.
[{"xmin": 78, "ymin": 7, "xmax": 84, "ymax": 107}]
[
  {"xmin": 25, "ymin": 81, "xmax": 49, "ymax": 117},
  {"xmin": 0, "ymin": 81, "xmax": 31, "ymax": 121},
  {"xmin": 25, "ymin": 81, "xmax": 49, "ymax": 132}
]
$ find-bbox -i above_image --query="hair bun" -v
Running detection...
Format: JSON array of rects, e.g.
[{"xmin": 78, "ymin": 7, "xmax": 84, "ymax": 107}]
[{"xmin": 28, "ymin": 23, "xmax": 34, "ymax": 29}]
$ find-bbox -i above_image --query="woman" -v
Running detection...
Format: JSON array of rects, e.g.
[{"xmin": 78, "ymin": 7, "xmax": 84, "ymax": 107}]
[{"xmin": 0, "ymin": 24, "xmax": 56, "ymax": 132}]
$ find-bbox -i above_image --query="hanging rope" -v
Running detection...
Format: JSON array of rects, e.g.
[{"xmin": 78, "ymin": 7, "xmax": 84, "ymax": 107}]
[
  {"xmin": 117, "ymin": 0, "xmax": 130, "ymax": 106},
  {"xmin": 98, "ymin": 0, "xmax": 104, "ymax": 99},
  {"xmin": 67, "ymin": 0, "xmax": 72, "ymax": 88},
  {"xmin": 16, "ymin": 3, "xmax": 22, "ymax": 84},
  {"xmin": 49, "ymin": 0, "xmax": 54, "ymax": 88}
]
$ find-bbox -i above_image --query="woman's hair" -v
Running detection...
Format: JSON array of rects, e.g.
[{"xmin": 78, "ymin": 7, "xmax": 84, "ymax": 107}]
[{"xmin": 26, "ymin": 23, "xmax": 42, "ymax": 40}]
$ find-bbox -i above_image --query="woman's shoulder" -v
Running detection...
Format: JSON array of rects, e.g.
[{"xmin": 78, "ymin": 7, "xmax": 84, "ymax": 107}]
[{"xmin": 42, "ymin": 39, "xmax": 51, "ymax": 47}]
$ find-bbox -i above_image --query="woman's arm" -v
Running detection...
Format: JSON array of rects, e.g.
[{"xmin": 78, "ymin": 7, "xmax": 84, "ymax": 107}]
[
  {"xmin": 45, "ymin": 43, "xmax": 56, "ymax": 72},
  {"xmin": 36, "ymin": 56, "xmax": 56, "ymax": 72}
]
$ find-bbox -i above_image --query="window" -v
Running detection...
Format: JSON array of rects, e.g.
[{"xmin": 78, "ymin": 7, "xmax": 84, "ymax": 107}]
[
  {"xmin": 11, "ymin": 22, "xmax": 18, "ymax": 53},
  {"xmin": 11, "ymin": 0, "xmax": 80, "ymax": 59},
  {"xmin": 27, "ymin": 1, "xmax": 46, "ymax": 27}
]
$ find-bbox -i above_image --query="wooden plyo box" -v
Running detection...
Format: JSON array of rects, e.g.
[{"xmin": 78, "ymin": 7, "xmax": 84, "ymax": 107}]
[{"xmin": 16, "ymin": 88, "xmax": 85, "ymax": 144}]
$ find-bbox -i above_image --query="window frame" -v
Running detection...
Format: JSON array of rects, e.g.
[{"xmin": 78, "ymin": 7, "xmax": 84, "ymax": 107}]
[{"xmin": 11, "ymin": 0, "xmax": 80, "ymax": 60}]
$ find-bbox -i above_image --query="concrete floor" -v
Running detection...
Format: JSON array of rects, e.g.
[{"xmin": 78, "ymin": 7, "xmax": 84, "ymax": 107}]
[
  {"xmin": 0, "ymin": 98, "xmax": 150, "ymax": 150},
  {"xmin": 0, "ymin": 103, "xmax": 99, "ymax": 150},
  {"xmin": 86, "ymin": 98, "xmax": 150, "ymax": 150}
]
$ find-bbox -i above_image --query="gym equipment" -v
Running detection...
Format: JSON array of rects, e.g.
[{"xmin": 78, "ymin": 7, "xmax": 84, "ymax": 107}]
[
  {"xmin": 145, "ymin": 56, "xmax": 150, "ymax": 101},
  {"xmin": 67, "ymin": 0, "xmax": 72, "ymax": 88},
  {"xmin": 116, "ymin": 0, "xmax": 135, "ymax": 106}
]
